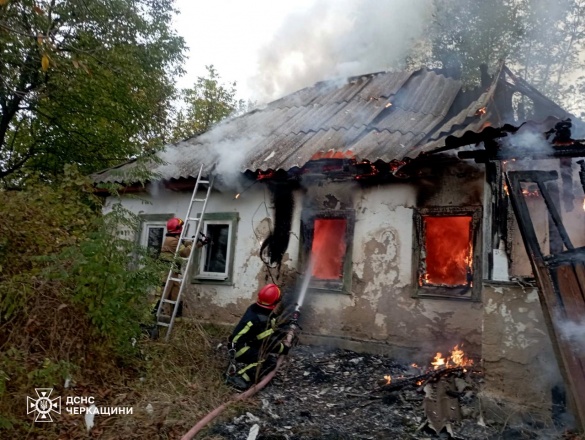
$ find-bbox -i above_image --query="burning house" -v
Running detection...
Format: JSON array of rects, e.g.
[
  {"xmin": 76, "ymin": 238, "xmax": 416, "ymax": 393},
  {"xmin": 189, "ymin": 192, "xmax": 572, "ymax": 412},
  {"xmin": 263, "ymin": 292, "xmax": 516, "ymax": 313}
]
[{"xmin": 93, "ymin": 62, "xmax": 585, "ymax": 429}]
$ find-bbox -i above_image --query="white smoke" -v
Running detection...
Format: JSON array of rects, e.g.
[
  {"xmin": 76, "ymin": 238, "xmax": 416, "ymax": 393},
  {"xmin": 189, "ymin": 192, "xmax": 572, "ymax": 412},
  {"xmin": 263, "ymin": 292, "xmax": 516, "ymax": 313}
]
[
  {"xmin": 558, "ymin": 318, "xmax": 585, "ymax": 355},
  {"xmin": 251, "ymin": 0, "xmax": 433, "ymax": 102}
]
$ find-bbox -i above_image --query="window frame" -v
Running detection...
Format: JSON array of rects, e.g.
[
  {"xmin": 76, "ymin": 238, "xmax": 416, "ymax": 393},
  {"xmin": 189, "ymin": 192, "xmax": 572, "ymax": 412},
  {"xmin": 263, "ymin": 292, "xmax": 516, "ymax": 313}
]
[
  {"xmin": 300, "ymin": 209, "xmax": 355, "ymax": 294},
  {"xmin": 412, "ymin": 206, "xmax": 482, "ymax": 301},
  {"xmin": 137, "ymin": 213, "xmax": 172, "ymax": 259},
  {"xmin": 193, "ymin": 212, "xmax": 239, "ymax": 285}
]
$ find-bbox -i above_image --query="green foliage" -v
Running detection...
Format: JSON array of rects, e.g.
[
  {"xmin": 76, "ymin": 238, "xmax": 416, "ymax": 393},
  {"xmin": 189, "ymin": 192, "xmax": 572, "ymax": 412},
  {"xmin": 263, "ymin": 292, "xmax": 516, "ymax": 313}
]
[
  {"xmin": 0, "ymin": 165, "xmax": 98, "ymax": 285},
  {"xmin": 171, "ymin": 65, "xmax": 249, "ymax": 141},
  {"xmin": 48, "ymin": 202, "xmax": 166, "ymax": 354},
  {"xmin": 0, "ymin": 168, "xmax": 166, "ymax": 435},
  {"xmin": 0, "ymin": 0, "xmax": 185, "ymax": 186}
]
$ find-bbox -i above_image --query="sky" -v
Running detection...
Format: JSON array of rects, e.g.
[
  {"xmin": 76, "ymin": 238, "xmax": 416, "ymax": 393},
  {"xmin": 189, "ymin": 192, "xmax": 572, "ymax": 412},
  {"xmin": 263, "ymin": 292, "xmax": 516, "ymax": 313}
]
[
  {"xmin": 172, "ymin": 0, "xmax": 432, "ymax": 105},
  {"xmin": 173, "ymin": 0, "xmax": 320, "ymax": 103}
]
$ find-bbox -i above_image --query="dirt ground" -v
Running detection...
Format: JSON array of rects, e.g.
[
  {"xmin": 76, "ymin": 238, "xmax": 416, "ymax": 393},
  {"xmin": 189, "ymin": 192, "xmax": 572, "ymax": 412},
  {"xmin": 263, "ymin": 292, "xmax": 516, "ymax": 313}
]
[{"xmin": 206, "ymin": 345, "xmax": 579, "ymax": 440}]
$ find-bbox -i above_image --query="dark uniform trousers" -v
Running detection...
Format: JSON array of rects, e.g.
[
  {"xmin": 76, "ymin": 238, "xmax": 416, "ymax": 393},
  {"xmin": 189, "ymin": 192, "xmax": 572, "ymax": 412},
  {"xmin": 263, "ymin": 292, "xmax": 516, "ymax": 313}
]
[{"xmin": 228, "ymin": 303, "xmax": 288, "ymax": 383}]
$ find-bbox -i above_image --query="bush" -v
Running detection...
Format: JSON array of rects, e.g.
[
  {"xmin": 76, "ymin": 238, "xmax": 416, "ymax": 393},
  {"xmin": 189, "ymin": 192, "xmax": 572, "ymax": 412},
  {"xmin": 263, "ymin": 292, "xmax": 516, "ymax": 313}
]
[{"xmin": 0, "ymin": 167, "xmax": 165, "ymax": 434}]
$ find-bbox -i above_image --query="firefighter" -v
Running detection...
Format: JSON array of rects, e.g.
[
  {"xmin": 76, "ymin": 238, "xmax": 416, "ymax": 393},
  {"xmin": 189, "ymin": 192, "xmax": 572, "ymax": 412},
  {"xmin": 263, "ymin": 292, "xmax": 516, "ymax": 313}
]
[
  {"xmin": 226, "ymin": 284, "xmax": 290, "ymax": 390},
  {"xmin": 158, "ymin": 217, "xmax": 192, "ymax": 317}
]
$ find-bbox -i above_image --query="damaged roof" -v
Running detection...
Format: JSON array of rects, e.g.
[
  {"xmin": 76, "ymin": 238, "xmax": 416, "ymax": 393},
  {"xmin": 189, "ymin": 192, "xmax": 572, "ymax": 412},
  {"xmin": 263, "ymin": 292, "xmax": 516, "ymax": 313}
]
[{"xmin": 92, "ymin": 63, "xmax": 577, "ymax": 184}]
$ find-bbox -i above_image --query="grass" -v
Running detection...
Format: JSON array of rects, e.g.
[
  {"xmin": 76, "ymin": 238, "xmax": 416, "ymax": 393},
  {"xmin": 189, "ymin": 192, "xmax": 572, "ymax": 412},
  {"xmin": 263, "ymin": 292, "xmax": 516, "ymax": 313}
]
[{"xmin": 1, "ymin": 320, "xmax": 252, "ymax": 440}]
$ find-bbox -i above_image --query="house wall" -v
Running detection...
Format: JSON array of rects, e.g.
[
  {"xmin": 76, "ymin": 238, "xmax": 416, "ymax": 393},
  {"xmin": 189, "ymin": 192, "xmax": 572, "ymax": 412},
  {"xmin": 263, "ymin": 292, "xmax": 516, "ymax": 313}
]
[
  {"xmin": 481, "ymin": 282, "xmax": 561, "ymax": 422},
  {"xmin": 105, "ymin": 158, "xmax": 571, "ymax": 417}
]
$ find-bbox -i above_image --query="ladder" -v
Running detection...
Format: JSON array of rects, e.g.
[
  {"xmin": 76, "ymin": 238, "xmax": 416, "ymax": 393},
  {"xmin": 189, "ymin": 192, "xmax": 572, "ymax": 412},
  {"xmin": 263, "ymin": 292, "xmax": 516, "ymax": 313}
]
[{"xmin": 156, "ymin": 164, "xmax": 214, "ymax": 340}]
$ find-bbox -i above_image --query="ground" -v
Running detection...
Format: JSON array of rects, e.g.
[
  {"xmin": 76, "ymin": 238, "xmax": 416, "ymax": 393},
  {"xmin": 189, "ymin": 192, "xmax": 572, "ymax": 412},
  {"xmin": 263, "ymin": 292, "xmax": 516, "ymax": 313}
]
[{"xmin": 205, "ymin": 345, "xmax": 579, "ymax": 440}]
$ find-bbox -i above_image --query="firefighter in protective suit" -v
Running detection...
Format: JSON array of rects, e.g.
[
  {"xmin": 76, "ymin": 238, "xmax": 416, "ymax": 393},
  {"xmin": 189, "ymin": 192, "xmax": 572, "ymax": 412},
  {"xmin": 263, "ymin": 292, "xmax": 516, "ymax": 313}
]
[
  {"xmin": 226, "ymin": 284, "xmax": 290, "ymax": 390},
  {"xmin": 158, "ymin": 217, "xmax": 192, "ymax": 317}
]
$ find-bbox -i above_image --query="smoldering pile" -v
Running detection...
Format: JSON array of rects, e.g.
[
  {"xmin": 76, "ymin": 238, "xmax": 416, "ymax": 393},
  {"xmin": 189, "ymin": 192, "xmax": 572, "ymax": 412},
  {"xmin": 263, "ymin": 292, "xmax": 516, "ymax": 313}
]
[{"xmin": 208, "ymin": 345, "xmax": 568, "ymax": 440}]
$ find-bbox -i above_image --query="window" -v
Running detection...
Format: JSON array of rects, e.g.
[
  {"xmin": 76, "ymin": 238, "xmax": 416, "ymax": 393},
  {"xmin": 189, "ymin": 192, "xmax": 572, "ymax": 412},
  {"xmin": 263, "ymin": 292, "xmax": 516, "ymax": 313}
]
[
  {"xmin": 413, "ymin": 207, "xmax": 482, "ymax": 301},
  {"xmin": 138, "ymin": 214, "xmax": 172, "ymax": 259},
  {"xmin": 301, "ymin": 210, "xmax": 354, "ymax": 292},
  {"xmin": 194, "ymin": 212, "xmax": 238, "ymax": 283}
]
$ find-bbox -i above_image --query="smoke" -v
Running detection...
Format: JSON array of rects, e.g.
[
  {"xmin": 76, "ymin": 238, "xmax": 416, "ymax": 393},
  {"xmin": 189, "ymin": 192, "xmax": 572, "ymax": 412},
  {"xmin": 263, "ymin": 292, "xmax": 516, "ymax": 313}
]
[
  {"xmin": 154, "ymin": 119, "xmax": 266, "ymax": 191},
  {"xmin": 557, "ymin": 317, "xmax": 585, "ymax": 355},
  {"xmin": 501, "ymin": 128, "xmax": 552, "ymax": 155},
  {"xmin": 251, "ymin": 0, "xmax": 432, "ymax": 102}
]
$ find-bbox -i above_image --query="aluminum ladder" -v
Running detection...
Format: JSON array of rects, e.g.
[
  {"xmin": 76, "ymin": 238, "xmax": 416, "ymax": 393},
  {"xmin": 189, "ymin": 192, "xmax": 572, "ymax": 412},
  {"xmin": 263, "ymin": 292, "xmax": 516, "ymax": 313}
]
[{"xmin": 156, "ymin": 164, "xmax": 214, "ymax": 340}]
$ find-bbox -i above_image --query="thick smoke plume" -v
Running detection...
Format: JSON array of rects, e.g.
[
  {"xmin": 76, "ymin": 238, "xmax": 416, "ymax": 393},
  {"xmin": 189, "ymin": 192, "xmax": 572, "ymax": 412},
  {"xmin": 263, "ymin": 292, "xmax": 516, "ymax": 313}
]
[{"xmin": 251, "ymin": 0, "xmax": 432, "ymax": 103}]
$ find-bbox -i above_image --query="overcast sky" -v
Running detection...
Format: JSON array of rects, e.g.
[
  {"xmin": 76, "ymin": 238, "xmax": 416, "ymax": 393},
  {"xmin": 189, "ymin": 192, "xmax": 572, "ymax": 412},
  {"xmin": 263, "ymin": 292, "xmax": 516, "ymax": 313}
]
[
  {"xmin": 172, "ymin": 0, "xmax": 432, "ymax": 105},
  {"xmin": 173, "ymin": 0, "xmax": 320, "ymax": 102}
]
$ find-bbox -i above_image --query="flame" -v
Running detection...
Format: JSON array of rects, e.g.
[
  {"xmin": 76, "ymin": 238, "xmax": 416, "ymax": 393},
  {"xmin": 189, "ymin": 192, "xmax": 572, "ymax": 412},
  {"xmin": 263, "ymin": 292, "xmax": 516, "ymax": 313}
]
[
  {"xmin": 421, "ymin": 216, "xmax": 473, "ymax": 286},
  {"xmin": 522, "ymin": 188, "xmax": 539, "ymax": 197},
  {"xmin": 311, "ymin": 219, "xmax": 347, "ymax": 279},
  {"xmin": 431, "ymin": 353, "xmax": 446, "ymax": 370},
  {"xmin": 385, "ymin": 102, "xmax": 392, "ymax": 108},
  {"xmin": 503, "ymin": 182, "xmax": 509, "ymax": 196},
  {"xmin": 384, "ymin": 375, "xmax": 392, "ymax": 384},
  {"xmin": 310, "ymin": 149, "xmax": 355, "ymax": 160},
  {"xmin": 475, "ymin": 106, "xmax": 487, "ymax": 116},
  {"xmin": 257, "ymin": 170, "xmax": 275, "ymax": 181},
  {"xmin": 431, "ymin": 344, "xmax": 474, "ymax": 370},
  {"xmin": 582, "ymin": 198, "xmax": 585, "ymax": 212},
  {"xmin": 234, "ymin": 193, "xmax": 241, "ymax": 200}
]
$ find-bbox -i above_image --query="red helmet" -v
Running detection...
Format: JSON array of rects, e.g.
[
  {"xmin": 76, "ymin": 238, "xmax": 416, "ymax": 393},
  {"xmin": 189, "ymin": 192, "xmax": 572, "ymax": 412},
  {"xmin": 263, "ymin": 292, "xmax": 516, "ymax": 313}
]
[
  {"xmin": 166, "ymin": 217, "xmax": 184, "ymax": 234},
  {"xmin": 256, "ymin": 284, "xmax": 281, "ymax": 309}
]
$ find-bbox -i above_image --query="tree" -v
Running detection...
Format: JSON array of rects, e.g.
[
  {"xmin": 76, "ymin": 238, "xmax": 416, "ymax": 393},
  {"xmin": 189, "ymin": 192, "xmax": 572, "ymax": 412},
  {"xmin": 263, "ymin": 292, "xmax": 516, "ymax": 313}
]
[
  {"xmin": 416, "ymin": 0, "xmax": 522, "ymax": 83},
  {"xmin": 171, "ymin": 65, "xmax": 248, "ymax": 142},
  {"xmin": 0, "ymin": 0, "xmax": 185, "ymax": 186},
  {"xmin": 414, "ymin": 0, "xmax": 585, "ymax": 112}
]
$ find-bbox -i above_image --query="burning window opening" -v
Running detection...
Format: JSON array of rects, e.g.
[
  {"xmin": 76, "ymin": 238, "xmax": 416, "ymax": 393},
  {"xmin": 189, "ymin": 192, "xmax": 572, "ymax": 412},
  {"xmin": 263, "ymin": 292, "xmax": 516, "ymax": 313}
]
[
  {"xmin": 421, "ymin": 216, "xmax": 473, "ymax": 287},
  {"xmin": 301, "ymin": 209, "xmax": 355, "ymax": 291},
  {"xmin": 311, "ymin": 218, "xmax": 347, "ymax": 280},
  {"xmin": 413, "ymin": 207, "xmax": 481, "ymax": 300}
]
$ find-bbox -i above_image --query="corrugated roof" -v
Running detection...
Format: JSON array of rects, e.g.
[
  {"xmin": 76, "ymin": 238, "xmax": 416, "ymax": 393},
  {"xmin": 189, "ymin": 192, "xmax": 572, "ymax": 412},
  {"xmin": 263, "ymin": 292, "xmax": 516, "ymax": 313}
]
[{"xmin": 91, "ymin": 65, "xmax": 577, "ymax": 184}]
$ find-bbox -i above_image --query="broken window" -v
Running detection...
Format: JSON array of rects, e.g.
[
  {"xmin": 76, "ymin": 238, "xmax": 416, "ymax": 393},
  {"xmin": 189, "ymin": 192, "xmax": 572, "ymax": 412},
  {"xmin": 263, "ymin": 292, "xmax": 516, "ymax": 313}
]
[
  {"xmin": 301, "ymin": 210, "xmax": 354, "ymax": 291},
  {"xmin": 413, "ymin": 207, "xmax": 482, "ymax": 300},
  {"xmin": 194, "ymin": 212, "xmax": 238, "ymax": 283}
]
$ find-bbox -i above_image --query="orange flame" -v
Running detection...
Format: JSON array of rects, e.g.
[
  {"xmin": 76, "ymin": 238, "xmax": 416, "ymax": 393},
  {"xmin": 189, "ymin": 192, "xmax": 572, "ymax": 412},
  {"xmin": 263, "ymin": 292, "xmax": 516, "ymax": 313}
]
[
  {"xmin": 431, "ymin": 344, "xmax": 474, "ymax": 370},
  {"xmin": 421, "ymin": 216, "xmax": 473, "ymax": 286},
  {"xmin": 522, "ymin": 188, "xmax": 539, "ymax": 197},
  {"xmin": 384, "ymin": 375, "xmax": 392, "ymax": 384},
  {"xmin": 310, "ymin": 149, "xmax": 355, "ymax": 160},
  {"xmin": 431, "ymin": 353, "xmax": 446, "ymax": 370},
  {"xmin": 475, "ymin": 106, "xmax": 487, "ymax": 116},
  {"xmin": 582, "ymin": 198, "xmax": 585, "ymax": 212}
]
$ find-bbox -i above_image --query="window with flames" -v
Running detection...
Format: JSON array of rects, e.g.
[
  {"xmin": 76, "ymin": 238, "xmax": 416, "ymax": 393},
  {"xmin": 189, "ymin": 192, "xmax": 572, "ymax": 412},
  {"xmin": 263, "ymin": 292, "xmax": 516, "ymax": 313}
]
[
  {"xmin": 413, "ymin": 207, "xmax": 482, "ymax": 300},
  {"xmin": 301, "ymin": 210, "xmax": 354, "ymax": 292}
]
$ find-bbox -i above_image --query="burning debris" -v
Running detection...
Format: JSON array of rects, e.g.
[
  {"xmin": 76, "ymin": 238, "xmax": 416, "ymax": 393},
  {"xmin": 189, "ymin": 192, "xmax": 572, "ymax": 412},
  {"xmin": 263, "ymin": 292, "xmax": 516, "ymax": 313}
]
[{"xmin": 209, "ymin": 345, "xmax": 570, "ymax": 440}]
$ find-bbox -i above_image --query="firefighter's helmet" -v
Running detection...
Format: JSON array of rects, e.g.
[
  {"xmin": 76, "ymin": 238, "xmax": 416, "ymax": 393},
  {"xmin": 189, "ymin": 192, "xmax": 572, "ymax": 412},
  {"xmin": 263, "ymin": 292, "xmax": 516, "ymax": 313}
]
[
  {"xmin": 256, "ymin": 284, "xmax": 281, "ymax": 309},
  {"xmin": 166, "ymin": 217, "xmax": 184, "ymax": 234}
]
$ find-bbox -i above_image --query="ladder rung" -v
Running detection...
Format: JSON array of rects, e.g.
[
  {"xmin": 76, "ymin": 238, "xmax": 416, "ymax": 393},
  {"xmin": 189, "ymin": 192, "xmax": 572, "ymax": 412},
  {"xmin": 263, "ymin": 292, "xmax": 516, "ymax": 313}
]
[
  {"xmin": 169, "ymin": 277, "xmax": 182, "ymax": 282},
  {"xmin": 162, "ymin": 299, "xmax": 177, "ymax": 304},
  {"xmin": 198, "ymin": 180, "xmax": 209, "ymax": 184},
  {"xmin": 187, "ymin": 217, "xmax": 200, "ymax": 222},
  {"xmin": 193, "ymin": 198, "xmax": 206, "ymax": 202},
  {"xmin": 157, "ymin": 322, "xmax": 170, "ymax": 327}
]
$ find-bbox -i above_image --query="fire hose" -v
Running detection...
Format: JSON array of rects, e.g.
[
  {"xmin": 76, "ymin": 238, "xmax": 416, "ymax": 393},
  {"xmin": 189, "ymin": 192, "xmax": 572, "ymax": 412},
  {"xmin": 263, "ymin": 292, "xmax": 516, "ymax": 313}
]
[{"xmin": 180, "ymin": 314, "xmax": 300, "ymax": 440}]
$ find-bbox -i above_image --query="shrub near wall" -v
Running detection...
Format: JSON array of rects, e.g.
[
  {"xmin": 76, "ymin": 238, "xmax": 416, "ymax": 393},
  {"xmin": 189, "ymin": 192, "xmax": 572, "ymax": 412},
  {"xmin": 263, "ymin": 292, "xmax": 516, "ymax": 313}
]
[{"xmin": 0, "ymin": 168, "xmax": 164, "ymax": 433}]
